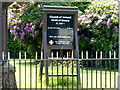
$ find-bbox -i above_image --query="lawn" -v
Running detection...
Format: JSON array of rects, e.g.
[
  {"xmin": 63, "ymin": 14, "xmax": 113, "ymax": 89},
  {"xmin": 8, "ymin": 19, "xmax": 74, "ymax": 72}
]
[{"xmin": 9, "ymin": 60, "xmax": 118, "ymax": 89}]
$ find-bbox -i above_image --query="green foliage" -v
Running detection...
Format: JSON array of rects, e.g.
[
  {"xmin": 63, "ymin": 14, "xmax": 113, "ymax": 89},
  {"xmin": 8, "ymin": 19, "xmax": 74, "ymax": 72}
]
[
  {"xmin": 8, "ymin": 28, "xmax": 20, "ymax": 53},
  {"xmin": 71, "ymin": 2, "xmax": 91, "ymax": 11},
  {"xmin": 8, "ymin": 28, "xmax": 27, "ymax": 58}
]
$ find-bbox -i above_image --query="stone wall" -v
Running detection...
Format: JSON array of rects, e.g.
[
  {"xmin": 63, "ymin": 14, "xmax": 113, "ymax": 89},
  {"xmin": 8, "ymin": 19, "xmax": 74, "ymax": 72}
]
[{"xmin": 0, "ymin": 61, "xmax": 17, "ymax": 89}]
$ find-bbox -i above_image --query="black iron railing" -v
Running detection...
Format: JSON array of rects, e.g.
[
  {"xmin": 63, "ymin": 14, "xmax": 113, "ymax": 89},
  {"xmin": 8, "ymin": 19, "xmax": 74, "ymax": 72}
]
[{"xmin": 1, "ymin": 51, "xmax": 119, "ymax": 89}]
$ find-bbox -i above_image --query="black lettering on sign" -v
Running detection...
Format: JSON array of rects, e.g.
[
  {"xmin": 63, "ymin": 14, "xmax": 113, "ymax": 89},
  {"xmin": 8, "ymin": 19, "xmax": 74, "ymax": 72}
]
[{"xmin": 47, "ymin": 14, "xmax": 74, "ymax": 46}]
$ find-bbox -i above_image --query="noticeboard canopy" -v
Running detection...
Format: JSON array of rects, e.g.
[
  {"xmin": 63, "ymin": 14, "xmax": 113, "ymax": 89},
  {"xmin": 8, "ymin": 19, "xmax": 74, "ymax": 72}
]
[{"xmin": 43, "ymin": 5, "xmax": 78, "ymax": 12}]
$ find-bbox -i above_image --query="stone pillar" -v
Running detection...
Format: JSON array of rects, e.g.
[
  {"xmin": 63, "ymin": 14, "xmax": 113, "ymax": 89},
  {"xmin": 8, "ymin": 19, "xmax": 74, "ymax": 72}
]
[
  {"xmin": 0, "ymin": 2, "xmax": 17, "ymax": 89},
  {"xmin": 0, "ymin": 64, "xmax": 17, "ymax": 89},
  {"xmin": 0, "ymin": 62, "xmax": 17, "ymax": 89}
]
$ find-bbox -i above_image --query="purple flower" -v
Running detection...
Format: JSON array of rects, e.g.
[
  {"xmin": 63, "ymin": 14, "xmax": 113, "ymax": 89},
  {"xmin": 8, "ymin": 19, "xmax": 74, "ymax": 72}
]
[
  {"xmin": 113, "ymin": 34, "xmax": 116, "ymax": 37},
  {"xmin": 114, "ymin": 26, "xmax": 118, "ymax": 30},
  {"xmin": 106, "ymin": 9, "xmax": 110, "ymax": 11},
  {"xmin": 30, "ymin": 33, "xmax": 35, "ymax": 37},
  {"xmin": 102, "ymin": 26, "xmax": 106, "ymax": 29},
  {"xmin": 10, "ymin": 30, "xmax": 16, "ymax": 34},
  {"xmin": 30, "ymin": 33, "xmax": 32, "ymax": 36},
  {"xmin": 85, "ymin": 37, "xmax": 88, "ymax": 39},
  {"xmin": 19, "ymin": 8, "xmax": 22, "ymax": 13},
  {"xmin": 26, "ymin": 23, "xmax": 29, "ymax": 26},
  {"xmin": 77, "ymin": 29, "xmax": 79, "ymax": 31},
  {"xmin": 30, "ymin": 23, "xmax": 33, "ymax": 26},
  {"xmin": 80, "ymin": 21, "xmax": 85, "ymax": 24},
  {"xmin": 86, "ymin": 13, "xmax": 89, "ymax": 16},
  {"xmin": 113, "ymin": 44, "xmax": 117, "ymax": 45},
  {"xmin": 27, "ymin": 47, "xmax": 30, "ymax": 50},
  {"xmin": 10, "ymin": 14, "xmax": 14, "ymax": 18},
  {"xmin": 35, "ymin": 31, "xmax": 39, "ymax": 34},
  {"xmin": 32, "ymin": 34, "xmax": 35, "ymax": 37},
  {"xmin": 20, "ymin": 32, "xmax": 25, "ymax": 39},
  {"xmin": 21, "ymin": 29, "xmax": 24, "ymax": 32},
  {"xmin": 107, "ymin": 18, "xmax": 110, "ymax": 25},
  {"xmin": 92, "ymin": 26, "xmax": 95, "ymax": 28},
  {"xmin": 27, "ymin": 30, "xmax": 30, "ymax": 32},
  {"xmin": 13, "ymin": 25, "xmax": 19, "ymax": 29},
  {"xmin": 100, "ymin": 10, "xmax": 103, "ymax": 13},
  {"xmin": 39, "ymin": 22, "xmax": 43, "ymax": 27},
  {"xmin": 101, "ymin": 15, "xmax": 106, "ymax": 19},
  {"xmin": 92, "ymin": 14, "xmax": 97, "ymax": 17},
  {"xmin": 86, "ymin": 14, "xmax": 92, "ymax": 18},
  {"xmin": 97, "ymin": 19, "xmax": 102, "ymax": 23},
  {"xmin": 107, "ymin": 26, "xmax": 110, "ymax": 28},
  {"xmin": 84, "ymin": 21, "xmax": 89, "ymax": 24},
  {"xmin": 81, "ymin": 34, "xmax": 84, "ymax": 36},
  {"xmin": 86, "ymin": 24, "xmax": 90, "ymax": 27},
  {"xmin": 15, "ymin": 32, "xmax": 18, "ymax": 35},
  {"xmin": 8, "ymin": 25, "xmax": 13, "ymax": 29},
  {"xmin": 12, "ymin": 19, "xmax": 16, "ymax": 22},
  {"xmin": 92, "ymin": 37, "xmax": 94, "ymax": 39},
  {"xmin": 24, "ymin": 27, "xmax": 27, "ymax": 30},
  {"xmin": 32, "ymin": 25, "xmax": 35, "ymax": 29},
  {"xmin": 13, "ymin": 36, "xmax": 17, "ymax": 41},
  {"xmin": 94, "ymin": 21, "xmax": 97, "ymax": 23},
  {"xmin": 108, "ymin": 23, "xmax": 111, "ymax": 25}
]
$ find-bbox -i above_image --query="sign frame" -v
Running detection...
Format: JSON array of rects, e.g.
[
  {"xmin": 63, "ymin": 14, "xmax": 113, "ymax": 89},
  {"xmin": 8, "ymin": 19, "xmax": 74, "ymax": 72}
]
[{"xmin": 43, "ymin": 5, "xmax": 78, "ymax": 50}]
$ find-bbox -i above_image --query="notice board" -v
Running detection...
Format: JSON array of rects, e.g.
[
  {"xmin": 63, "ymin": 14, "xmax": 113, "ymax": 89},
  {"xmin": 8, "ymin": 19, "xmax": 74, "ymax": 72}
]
[
  {"xmin": 43, "ymin": 5, "xmax": 78, "ymax": 49},
  {"xmin": 47, "ymin": 14, "xmax": 74, "ymax": 46}
]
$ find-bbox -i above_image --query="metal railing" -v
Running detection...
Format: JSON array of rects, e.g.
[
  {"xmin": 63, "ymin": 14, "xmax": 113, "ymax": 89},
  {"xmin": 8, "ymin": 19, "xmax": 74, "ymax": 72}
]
[{"xmin": 1, "ymin": 50, "xmax": 118, "ymax": 89}]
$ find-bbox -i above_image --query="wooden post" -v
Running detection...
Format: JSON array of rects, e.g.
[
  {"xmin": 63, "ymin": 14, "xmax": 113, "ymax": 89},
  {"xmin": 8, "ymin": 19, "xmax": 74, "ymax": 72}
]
[
  {"xmin": 43, "ymin": 32, "xmax": 49, "ymax": 86},
  {"xmin": 75, "ymin": 31, "xmax": 80, "ymax": 85},
  {"xmin": 0, "ymin": 2, "xmax": 2, "ymax": 89},
  {"xmin": 3, "ymin": 9, "xmax": 8, "ymax": 61},
  {"xmin": 74, "ymin": 11, "xmax": 80, "ymax": 85}
]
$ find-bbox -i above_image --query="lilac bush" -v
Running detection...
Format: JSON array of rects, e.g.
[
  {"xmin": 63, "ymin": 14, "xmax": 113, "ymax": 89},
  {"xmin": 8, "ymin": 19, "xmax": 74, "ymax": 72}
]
[
  {"xmin": 10, "ymin": 22, "xmax": 42, "ymax": 41},
  {"xmin": 78, "ymin": 1, "xmax": 118, "ymax": 51},
  {"xmin": 8, "ymin": 3, "xmax": 43, "ymax": 56}
]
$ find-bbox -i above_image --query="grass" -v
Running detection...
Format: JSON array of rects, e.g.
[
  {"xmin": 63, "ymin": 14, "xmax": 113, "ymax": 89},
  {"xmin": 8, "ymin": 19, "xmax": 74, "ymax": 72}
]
[{"xmin": 9, "ymin": 60, "xmax": 118, "ymax": 88}]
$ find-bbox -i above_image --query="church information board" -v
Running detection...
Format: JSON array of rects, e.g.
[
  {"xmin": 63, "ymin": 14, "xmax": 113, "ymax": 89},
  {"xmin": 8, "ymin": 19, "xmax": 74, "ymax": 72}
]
[
  {"xmin": 43, "ymin": 6, "xmax": 80, "ymax": 86},
  {"xmin": 43, "ymin": 5, "xmax": 78, "ymax": 49},
  {"xmin": 47, "ymin": 14, "xmax": 74, "ymax": 46}
]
